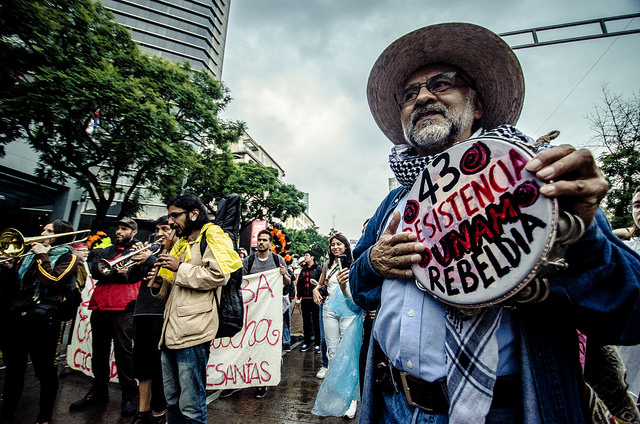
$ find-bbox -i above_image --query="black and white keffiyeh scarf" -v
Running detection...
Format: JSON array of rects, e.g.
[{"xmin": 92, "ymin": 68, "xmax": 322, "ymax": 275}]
[
  {"xmin": 388, "ymin": 125, "xmax": 532, "ymax": 423},
  {"xmin": 389, "ymin": 125, "xmax": 533, "ymax": 191}
]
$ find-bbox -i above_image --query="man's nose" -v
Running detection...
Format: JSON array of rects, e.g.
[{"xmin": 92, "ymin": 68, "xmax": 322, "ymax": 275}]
[{"xmin": 414, "ymin": 85, "xmax": 437, "ymax": 106}]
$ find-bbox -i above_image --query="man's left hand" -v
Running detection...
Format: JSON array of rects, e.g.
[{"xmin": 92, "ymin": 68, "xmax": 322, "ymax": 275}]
[
  {"xmin": 526, "ymin": 144, "xmax": 608, "ymax": 227},
  {"xmin": 156, "ymin": 253, "xmax": 180, "ymax": 272}
]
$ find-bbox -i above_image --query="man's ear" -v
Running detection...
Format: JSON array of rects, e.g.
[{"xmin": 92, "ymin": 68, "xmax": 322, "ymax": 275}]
[
  {"xmin": 190, "ymin": 209, "xmax": 199, "ymax": 221},
  {"xmin": 473, "ymin": 94, "xmax": 484, "ymax": 120},
  {"xmin": 132, "ymin": 229, "xmax": 138, "ymax": 238}
]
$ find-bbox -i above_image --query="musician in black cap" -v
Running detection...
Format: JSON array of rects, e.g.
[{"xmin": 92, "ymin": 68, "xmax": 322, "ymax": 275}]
[
  {"xmin": 70, "ymin": 217, "xmax": 140, "ymax": 418},
  {"xmin": 351, "ymin": 22, "xmax": 640, "ymax": 424}
]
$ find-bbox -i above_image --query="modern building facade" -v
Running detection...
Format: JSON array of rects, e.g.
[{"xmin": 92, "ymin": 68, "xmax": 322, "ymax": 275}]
[
  {"xmin": 101, "ymin": 0, "xmax": 231, "ymax": 79},
  {"xmin": 0, "ymin": 0, "xmax": 233, "ymax": 236}
]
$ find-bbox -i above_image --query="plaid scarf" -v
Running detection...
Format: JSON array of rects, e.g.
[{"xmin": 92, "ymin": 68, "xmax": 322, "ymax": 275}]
[
  {"xmin": 445, "ymin": 306, "xmax": 503, "ymax": 423},
  {"xmin": 388, "ymin": 125, "xmax": 531, "ymax": 422}
]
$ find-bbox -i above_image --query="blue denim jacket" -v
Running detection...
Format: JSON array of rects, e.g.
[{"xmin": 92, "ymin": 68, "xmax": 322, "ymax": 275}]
[{"xmin": 351, "ymin": 187, "xmax": 640, "ymax": 424}]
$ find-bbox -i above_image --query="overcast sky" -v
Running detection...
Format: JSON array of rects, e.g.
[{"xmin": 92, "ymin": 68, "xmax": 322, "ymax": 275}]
[{"xmin": 220, "ymin": 1, "xmax": 640, "ymax": 241}]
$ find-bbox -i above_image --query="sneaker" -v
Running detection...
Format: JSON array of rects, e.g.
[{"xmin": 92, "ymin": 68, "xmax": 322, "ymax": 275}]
[
  {"xmin": 344, "ymin": 400, "xmax": 357, "ymax": 419},
  {"xmin": 132, "ymin": 410, "xmax": 153, "ymax": 424},
  {"xmin": 152, "ymin": 410, "xmax": 166, "ymax": 424},
  {"xmin": 69, "ymin": 390, "xmax": 108, "ymax": 411},
  {"xmin": 254, "ymin": 386, "xmax": 267, "ymax": 399},
  {"xmin": 59, "ymin": 365, "xmax": 75, "ymax": 378},
  {"xmin": 316, "ymin": 367, "xmax": 327, "ymax": 379},
  {"xmin": 121, "ymin": 400, "xmax": 137, "ymax": 418},
  {"xmin": 282, "ymin": 344, "xmax": 291, "ymax": 352},
  {"xmin": 219, "ymin": 388, "xmax": 241, "ymax": 398},
  {"xmin": 314, "ymin": 345, "xmax": 321, "ymax": 354},
  {"xmin": 299, "ymin": 344, "xmax": 310, "ymax": 352}
]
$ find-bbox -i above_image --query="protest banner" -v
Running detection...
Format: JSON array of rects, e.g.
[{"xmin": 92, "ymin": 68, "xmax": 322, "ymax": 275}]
[
  {"xmin": 208, "ymin": 267, "xmax": 283, "ymax": 389},
  {"xmin": 67, "ymin": 265, "xmax": 284, "ymax": 389}
]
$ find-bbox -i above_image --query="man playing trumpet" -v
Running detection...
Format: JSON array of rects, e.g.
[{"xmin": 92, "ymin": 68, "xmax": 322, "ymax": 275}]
[{"xmin": 69, "ymin": 217, "xmax": 140, "ymax": 418}]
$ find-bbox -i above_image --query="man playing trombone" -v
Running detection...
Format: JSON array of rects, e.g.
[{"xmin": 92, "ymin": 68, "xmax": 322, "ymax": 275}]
[
  {"xmin": 69, "ymin": 217, "xmax": 140, "ymax": 418},
  {"xmin": 0, "ymin": 220, "xmax": 79, "ymax": 424}
]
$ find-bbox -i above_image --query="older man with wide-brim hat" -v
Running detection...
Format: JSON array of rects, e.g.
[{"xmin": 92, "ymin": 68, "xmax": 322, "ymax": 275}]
[
  {"xmin": 350, "ymin": 22, "xmax": 640, "ymax": 424},
  {"xmin": 368, "ymin": 22, "xmax": 524, "ymax": 147}
]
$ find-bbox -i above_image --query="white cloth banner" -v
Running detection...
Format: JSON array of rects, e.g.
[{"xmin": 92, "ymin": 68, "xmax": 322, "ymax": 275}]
[
  {"xmin": 67, "ymin": 266, "xmax": 284, "ymax": 389},
  {"xmin": 208, "ymin": 268, "xmax": 283, "ymax": 389}
]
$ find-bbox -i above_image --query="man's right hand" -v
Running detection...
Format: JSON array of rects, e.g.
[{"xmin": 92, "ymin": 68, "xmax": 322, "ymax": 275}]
[
  {"xmin": 145, "ymin": 266, "xmax": 162, "ymax": 288},
  {"xmin": 369, "ymin": 211, "xmax": 425, "ymax": 279},
  {"xmin": 0, "ymin": 254, "xmax": 13, "ymax": 268},
  {"xmin": 130, "ymin": 241, "xmax": 152, "ymax": 265}
]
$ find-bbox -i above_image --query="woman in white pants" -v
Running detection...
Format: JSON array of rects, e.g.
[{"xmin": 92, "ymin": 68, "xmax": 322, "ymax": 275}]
[{"xmin": 313, "ymin": 233, "xmax": 359, "ymax": 418}]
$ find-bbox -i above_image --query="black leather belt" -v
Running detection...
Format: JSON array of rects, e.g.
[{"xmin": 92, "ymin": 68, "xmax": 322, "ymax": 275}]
[{"xmin": 374, "ymin": 355, "xmax": 521, "ymax": 414}]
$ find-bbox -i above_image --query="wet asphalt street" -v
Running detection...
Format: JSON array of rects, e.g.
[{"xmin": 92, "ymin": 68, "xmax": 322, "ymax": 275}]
[
  {"xmin": 3, "ymin": 340, "xmax": 640, "ymax": 423},
  {"xmin": 0, "ymin": 339, "xmax": 358, "ymax": 424}
]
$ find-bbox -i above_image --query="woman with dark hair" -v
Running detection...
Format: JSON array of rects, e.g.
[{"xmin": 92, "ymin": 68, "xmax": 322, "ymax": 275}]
[
  {"xmin": 625, "ymin": 185, "xmax": 640, "ymax": 251},
  {"xmin": 312, "ymin": 233, "xmax": 362, "ymax": 419},
  {"xmin": 0, "ymin": 220, "xmax": 79, "ymax": 424}
]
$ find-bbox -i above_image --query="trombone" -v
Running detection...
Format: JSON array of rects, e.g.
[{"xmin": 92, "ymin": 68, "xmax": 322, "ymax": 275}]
[
  {"xmin": 0, "ymin": 228, "xmax": 91, "ymax": 262},
  {"xmin": 97, "ymin": 242, "xmax": 162, "ymax": 276}
]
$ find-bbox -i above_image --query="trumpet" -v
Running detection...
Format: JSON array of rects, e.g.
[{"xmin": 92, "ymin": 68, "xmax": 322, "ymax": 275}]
[
  {"xmin": 97, "ymin": 242, "xmax": 161, "ymax": 276},
  {"xmin": 0, "ymin": 228, "xmax": 91, "ymax": 259}
]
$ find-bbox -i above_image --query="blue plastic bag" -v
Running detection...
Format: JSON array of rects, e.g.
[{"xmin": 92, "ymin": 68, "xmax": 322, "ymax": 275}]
[{"xmin": 311, "ymin": 289, "xmax": 363, "ymax": 416}]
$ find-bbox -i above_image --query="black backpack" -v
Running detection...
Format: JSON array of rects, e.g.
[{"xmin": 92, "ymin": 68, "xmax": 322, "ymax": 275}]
[{"xmin": 200, "ymin": 194, "xmax": 244, "ymax": 339}]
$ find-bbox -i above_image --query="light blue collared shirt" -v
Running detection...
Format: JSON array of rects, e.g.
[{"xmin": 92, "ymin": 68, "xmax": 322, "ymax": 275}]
[{"xmin": 372, "ymin": 194, "xmax": 520, "ymax": 382}]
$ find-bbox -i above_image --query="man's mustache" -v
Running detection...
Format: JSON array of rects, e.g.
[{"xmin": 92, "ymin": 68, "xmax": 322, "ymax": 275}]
[{"xmin": 411, "ymin": 104, "xmax": 448, "ymax": 126}]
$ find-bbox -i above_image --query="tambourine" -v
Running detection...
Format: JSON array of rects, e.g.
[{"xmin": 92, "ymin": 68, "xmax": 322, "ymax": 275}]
[{"xmin": 402, "ymin": 136, "xmax": 559, "ymax": 308}]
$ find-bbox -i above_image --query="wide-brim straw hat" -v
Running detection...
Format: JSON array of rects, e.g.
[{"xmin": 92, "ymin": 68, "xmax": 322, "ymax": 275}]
[{"xmin": 367, "ymin": 22, "xmax": 524, "ymax": 145}]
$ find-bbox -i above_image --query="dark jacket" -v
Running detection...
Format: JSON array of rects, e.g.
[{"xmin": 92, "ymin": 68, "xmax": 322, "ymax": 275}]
[
  {"xmin": 89, "ymin": 241, "xmax": 140, "ymax": 311},
  {"xmin": 351, "ymin": 186, "xmax": 640, "ymax": 423},
  {"xmin": 297, "ymin": 263, "xmax": 322, "ymax": 300}
]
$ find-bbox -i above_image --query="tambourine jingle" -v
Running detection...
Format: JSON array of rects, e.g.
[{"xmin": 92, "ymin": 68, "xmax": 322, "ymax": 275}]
[{"xmin": 402, "ymin": 137, "xmax": 557, "ymax": 307}]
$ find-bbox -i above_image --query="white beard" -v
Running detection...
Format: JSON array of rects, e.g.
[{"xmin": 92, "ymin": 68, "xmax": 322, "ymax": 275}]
[{"xmin": 403, "ymin": 91, "xmax": 476, "ymax": 156}]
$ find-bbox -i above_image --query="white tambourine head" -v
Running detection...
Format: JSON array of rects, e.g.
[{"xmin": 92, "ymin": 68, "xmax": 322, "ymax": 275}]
[{"xmin": 402, "ymin": 137, "xmax": 558, "ymax": 308}]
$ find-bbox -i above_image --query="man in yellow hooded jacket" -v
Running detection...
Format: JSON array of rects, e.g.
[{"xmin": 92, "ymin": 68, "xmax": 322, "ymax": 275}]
[{"xmin": 149, "ymin": 194, "xmax": 242, "ymax": 424}]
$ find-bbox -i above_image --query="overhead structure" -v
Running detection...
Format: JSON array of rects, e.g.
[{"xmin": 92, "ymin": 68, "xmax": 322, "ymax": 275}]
[{"xmin": 500, "ymin": 13, "xmax": 640, "ymax": 49}]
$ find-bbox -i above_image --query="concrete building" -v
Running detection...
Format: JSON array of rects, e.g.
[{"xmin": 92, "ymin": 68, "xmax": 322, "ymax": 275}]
[
  {"xmin": 0, "ymin": 0, "xmax": 232, "ymax": 236},
  {"xmin": 101, "ymin": 0, "xmax": 231, "ymax": 80}
]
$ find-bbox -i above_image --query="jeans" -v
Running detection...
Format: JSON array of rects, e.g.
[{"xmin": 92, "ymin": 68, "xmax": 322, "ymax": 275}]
[
  {"xmin": 380, "ymin": 390, "xmax": 522, "ymax": 424},
  {"xmin": 161, "ymin": 341, "xmax": 210, "ymax": 424},
  {"xmin": 90, "ymin": 310, "xmax": 137, "ymax": 402},
  {"xmin": 323, "ymin": 306, "xmax": 355, "ymax": 363},
  {"xmin": 282, "ymin": 298, "xmax": 291, "ymax": 346}
]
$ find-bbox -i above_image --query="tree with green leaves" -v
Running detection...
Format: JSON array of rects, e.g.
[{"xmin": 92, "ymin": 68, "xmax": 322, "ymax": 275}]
[
  {"xmin": 0, "ymin": 0, "xmax": 242, "ymax": 223},
  {"xmin": 220, "ymin": 161, "xmax": 307, "ymax": 228},
  {"xmin": 588, "ymin": 87, "xmax": 640, "ymax": 229},
  {"xmin": 286, "ymin": 226, "xmax": 329, "ymax": 262}
]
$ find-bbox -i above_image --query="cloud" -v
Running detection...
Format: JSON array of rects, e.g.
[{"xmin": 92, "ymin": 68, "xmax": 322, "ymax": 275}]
[{"xmin": 221, "ymin": 0, "xmax": 640, "ymax": 239}]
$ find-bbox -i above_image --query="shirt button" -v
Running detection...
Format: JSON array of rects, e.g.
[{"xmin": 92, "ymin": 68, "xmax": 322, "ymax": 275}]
[
  {"xmin": 407, "ymin": 360, "xmax": 414, "ymax": 369},
  {"xmin": 408, "ymin": 309, "xmax": 415, "ymax": 317}
]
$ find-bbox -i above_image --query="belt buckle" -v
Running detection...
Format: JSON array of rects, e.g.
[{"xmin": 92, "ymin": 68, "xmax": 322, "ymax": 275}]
[{"xmin": 399, "ymin": 372, "xmax": 439, "ymax": 414}]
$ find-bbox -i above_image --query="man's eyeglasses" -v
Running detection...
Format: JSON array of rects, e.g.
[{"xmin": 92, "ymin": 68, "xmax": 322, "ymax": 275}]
[
  {"xmin": 394, "ymin": 71, "xmax": 474, "ymax": 106},
  {"xmin": 168, "ymin": 210, "xmax": 188, "ymax": 219},
  {"xmin": 627, "ymin": 204, "xmax": 640, "ymax": 213}
]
